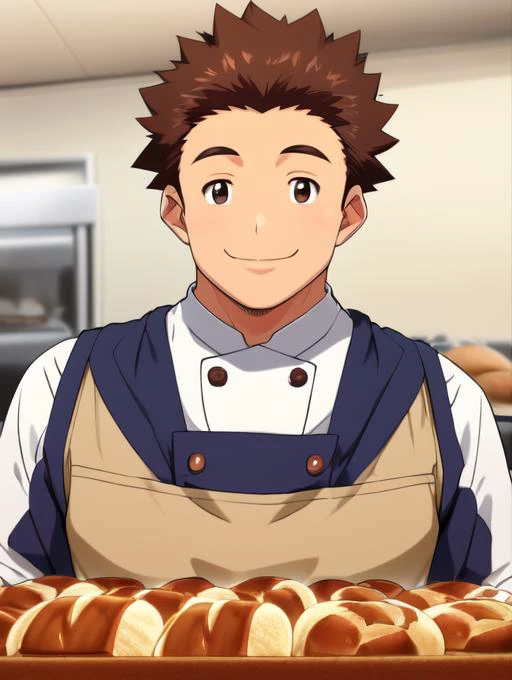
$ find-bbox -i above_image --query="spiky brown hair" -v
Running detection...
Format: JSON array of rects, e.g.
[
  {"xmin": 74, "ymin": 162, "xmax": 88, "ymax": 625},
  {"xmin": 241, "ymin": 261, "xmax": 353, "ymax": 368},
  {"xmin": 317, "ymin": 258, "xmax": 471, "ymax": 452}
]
[{"xmin": 131, "ymin": 1, "xmax": 399, "ymax": 207}]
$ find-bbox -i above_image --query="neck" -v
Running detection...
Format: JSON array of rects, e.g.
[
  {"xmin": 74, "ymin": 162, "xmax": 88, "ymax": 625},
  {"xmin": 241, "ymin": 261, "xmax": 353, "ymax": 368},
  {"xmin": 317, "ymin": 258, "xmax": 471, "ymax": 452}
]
[{"xmin": 193, "ymin": 269, "xmax": 328, "ymax": 347}]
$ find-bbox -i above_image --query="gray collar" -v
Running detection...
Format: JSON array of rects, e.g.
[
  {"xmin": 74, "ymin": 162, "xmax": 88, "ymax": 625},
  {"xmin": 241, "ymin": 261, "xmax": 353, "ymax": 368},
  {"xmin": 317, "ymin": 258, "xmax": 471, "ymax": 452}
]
[{"xmin": 178, "ymin": 280, "xmax": 348, "ymax": 357}]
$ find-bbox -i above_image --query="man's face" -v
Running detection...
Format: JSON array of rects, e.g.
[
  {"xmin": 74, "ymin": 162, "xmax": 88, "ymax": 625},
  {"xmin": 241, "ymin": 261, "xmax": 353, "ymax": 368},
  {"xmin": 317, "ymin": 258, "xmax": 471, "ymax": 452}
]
[{"xmin": 163, "ymin": 106, "xmax": 361, "ymax": 309}]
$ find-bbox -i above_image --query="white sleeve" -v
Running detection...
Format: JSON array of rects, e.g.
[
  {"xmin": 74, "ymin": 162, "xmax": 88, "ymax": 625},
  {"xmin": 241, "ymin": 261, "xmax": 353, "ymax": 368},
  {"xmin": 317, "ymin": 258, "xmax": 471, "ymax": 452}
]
[
  {"xmin": 0, "ymin": 338, "xmax": 76, "ymax": 585},
  {"xmin": 439, "ymin": 354, "xmax": 512, "ymax": 592}
]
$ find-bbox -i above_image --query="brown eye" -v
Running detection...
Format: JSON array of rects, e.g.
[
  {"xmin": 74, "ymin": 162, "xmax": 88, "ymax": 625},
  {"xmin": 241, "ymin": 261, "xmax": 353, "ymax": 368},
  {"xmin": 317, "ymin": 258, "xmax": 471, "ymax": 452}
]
[
  {"xmin": 203, "ymin": 180, "xmax": 232, "ymax": 205},
  {"xmin": 289, "ymin": 178, "xmax": 319, "ymax": 204}
]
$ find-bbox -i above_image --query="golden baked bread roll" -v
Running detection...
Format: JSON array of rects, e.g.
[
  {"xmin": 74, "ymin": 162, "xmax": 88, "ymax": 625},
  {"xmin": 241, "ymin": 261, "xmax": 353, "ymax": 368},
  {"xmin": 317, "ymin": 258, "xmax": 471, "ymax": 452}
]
[
  {"xmin": 0, "ymin": 607, "xmax": 24, "ymax": 656},
  {"xmin": 309, "ymin": 580, "xmax": 396, "ymax": 603},
  {"xmin": 326, "ymin": 585, "xmax": 386, "ymax": 603},
  {"xmin": 164, "ymin": 580, "xmax": 310, "ymax": 615},
  {"xmin": 21, "ymin": 575, "xmax": 104, "ymax": 599},
  {"xmin": 424, "ymin": 580, "xmax": 512, "ymax": 603},
  {"xmin": 160, "ymin": 577, "xmax": 214, "ymax": 596},
  {"xmin": 309, "ymin": 579, "xmax": 354, "ymax": 602},
  {"xmin": 230, "ymin": 578, "xmax": 316, "ymax": 626},
  {"xmin": 423, "ymin": 580, "xmax": 486, "ymax": 598},
  {"xmin": 292, "ymin": 599, "xmax": 445, "ymax": 656},
  {"xmin": 357, "ymin": 579, "xmax": 404, "ymax": 598},
  {"xmin": 460, "ymin": 585, "xmax": 512, "ymax": 604},
  {"xmin": 0, "ymin": 583, "xmax": 52, "ymax": 611},
  {"xmin": 193, "ymin": 587, "xmax": 240, "ymax": 601},
  {"xmin": 87, "ymin": 577, "xmax": 145, "ymax": 596},
  {"xmin": 424, "ymin": 599, "xmax": 512, "ymax": 653},
  {"xmin": 5, "ymin": 598, "xmax": 66, "ymax": 656},
  {"xmin": 153, "ymin": 598, "xmax": 292, "ymax": 656},
  {"xmin": 5, "ymin": 594, "xmax": 164, "ymax": 656},
  {"xmin": 394, "ymin": 588, "xmax": 458, "ymax": 609},
  {"xmin": 232, "ymin": 576, "xmax": 288, "ymax": 595},
  {"xmin": 131, "ymin": 589, "xmax": 187, "ymax": 623}
]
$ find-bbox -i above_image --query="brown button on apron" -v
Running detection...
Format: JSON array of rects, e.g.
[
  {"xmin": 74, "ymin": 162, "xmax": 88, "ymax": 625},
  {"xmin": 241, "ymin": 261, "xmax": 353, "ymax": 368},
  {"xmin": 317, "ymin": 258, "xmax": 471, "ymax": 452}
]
[
  {"xmin": 188, "ymin": 452, "xmax": 206, "ymax": 473},
  {"xmin": 289, "ymin": 367, "xmax": 308, "ymax": 387},
  {"xmin": 207, "ymin": 366, "xmax": 228, "ymax": 387},
  {"xmin": 306, "ymin": 454, "xmax": 325, "ymax": 475}
]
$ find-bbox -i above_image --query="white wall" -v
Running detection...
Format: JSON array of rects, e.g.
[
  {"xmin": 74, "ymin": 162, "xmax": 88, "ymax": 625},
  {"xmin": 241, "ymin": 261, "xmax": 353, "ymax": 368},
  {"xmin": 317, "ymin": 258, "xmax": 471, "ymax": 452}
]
[{"xmin": 0, "ymin": 37, "xmax": 510, "ymax": 340}]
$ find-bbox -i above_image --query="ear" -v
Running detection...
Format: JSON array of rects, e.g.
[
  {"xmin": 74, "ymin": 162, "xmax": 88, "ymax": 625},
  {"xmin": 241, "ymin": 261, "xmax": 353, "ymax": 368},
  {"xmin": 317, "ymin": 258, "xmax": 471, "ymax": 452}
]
[
  {"xmin": 160, "ymin": 185, "xmax": 189, "ymax": 245},
  {"xmin": 335, "ymin": 184, "xmax": 368, "ymax": 247}
]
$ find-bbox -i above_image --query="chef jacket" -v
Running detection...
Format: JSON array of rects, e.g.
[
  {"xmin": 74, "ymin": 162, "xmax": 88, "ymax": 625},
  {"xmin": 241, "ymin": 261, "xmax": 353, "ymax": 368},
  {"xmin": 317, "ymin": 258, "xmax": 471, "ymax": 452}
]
[{"xmin": 1, "ymin": 282, "xmax": 511, "ymax": 590}]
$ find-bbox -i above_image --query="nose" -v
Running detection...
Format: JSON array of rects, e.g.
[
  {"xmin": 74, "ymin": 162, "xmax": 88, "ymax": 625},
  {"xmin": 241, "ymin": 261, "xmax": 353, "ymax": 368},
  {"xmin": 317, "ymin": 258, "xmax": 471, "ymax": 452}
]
[{"xmin": 255, "ymin": 213, "xmax": 266, "ymax": 234}]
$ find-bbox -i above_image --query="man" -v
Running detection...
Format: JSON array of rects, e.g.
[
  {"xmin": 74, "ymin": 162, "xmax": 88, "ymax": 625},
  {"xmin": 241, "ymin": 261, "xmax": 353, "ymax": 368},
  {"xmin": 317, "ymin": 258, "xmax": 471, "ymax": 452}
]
[{"xmin": 0, "ymin": 2, "xmax": 510, "ymax": 592}]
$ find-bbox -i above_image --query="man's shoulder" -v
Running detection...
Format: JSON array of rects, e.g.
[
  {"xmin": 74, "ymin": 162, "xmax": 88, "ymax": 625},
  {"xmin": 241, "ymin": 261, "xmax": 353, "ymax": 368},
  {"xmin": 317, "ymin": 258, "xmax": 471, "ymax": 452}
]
[
  {"xmin": 8, "ymin": 337, "xmax": 78, "ymax": 414},
  {"xmin": 21, "ymin": 305, "xmax": 176, "ymax": 384},
  {"xmin": 349, "ymin": 311, "xmax": 478, "ymax": 395},
  {"xmin": 350, "ymin": 309, "xmax": 438, "ymax": 357},
  {"xmin": 71, "ymin": 303, "xmax": 179, "ymax": 343},
  {"xmin": 90, "ymin": 304, "xmax": 176, "ymax": 337},
  {"xmin": 27, "ymin": 337, "xmax": 78, "ymax": 379},
  {"xmin": 380, "ymin": 322, "xmax": 487, "ymax": 403},
  {"xmin": 437, "ymin": 352, "xmax": 489, "ymax": 408}
]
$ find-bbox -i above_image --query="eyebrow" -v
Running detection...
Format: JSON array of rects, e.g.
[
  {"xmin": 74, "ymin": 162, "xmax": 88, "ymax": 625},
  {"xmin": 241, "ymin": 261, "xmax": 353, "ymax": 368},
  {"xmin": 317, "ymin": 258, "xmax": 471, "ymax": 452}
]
[{"xmin": 191, "ymin": 144, "xmax": 331, "ymax": 164}]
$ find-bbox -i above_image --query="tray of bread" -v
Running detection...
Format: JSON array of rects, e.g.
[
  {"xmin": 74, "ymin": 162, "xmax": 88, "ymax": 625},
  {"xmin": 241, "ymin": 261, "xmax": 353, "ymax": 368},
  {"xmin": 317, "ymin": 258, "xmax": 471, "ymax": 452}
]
[
  {"xmin": 1, "ymin": 575, "xmax": 511, "ymax": 678},
  {"xmin": 0, "ymin": 297, "xmax": 48, "ymax": 327}
]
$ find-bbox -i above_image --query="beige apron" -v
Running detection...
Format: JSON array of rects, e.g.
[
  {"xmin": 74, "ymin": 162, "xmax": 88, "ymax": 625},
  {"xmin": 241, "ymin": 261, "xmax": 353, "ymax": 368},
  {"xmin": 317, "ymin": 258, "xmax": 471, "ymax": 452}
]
[{"xmin": 64, "ymin": 365, "xmax": 443, "ymax": 590}]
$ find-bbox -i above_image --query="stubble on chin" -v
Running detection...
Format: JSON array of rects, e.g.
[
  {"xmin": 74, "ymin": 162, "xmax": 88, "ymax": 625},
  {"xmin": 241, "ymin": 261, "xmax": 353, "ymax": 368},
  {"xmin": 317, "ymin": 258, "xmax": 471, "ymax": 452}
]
[{"xmin": 234, "ymin": 300, "xmax": 274, "ymax": 316}]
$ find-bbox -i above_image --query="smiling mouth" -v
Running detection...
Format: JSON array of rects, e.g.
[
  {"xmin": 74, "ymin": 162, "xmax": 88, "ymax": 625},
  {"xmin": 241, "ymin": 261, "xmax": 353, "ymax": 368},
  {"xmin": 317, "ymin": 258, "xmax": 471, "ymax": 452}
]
[{"xmin": 224, "ymin": 248, "xmax": 299, "ymax": 262}]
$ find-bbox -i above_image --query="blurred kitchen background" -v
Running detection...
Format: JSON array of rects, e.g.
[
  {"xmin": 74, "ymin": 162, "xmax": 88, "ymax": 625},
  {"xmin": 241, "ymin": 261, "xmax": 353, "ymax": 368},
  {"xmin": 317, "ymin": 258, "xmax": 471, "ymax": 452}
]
[{"xmin": 0, "ymin": 0, "xmax": 511, "ymax": 423}]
